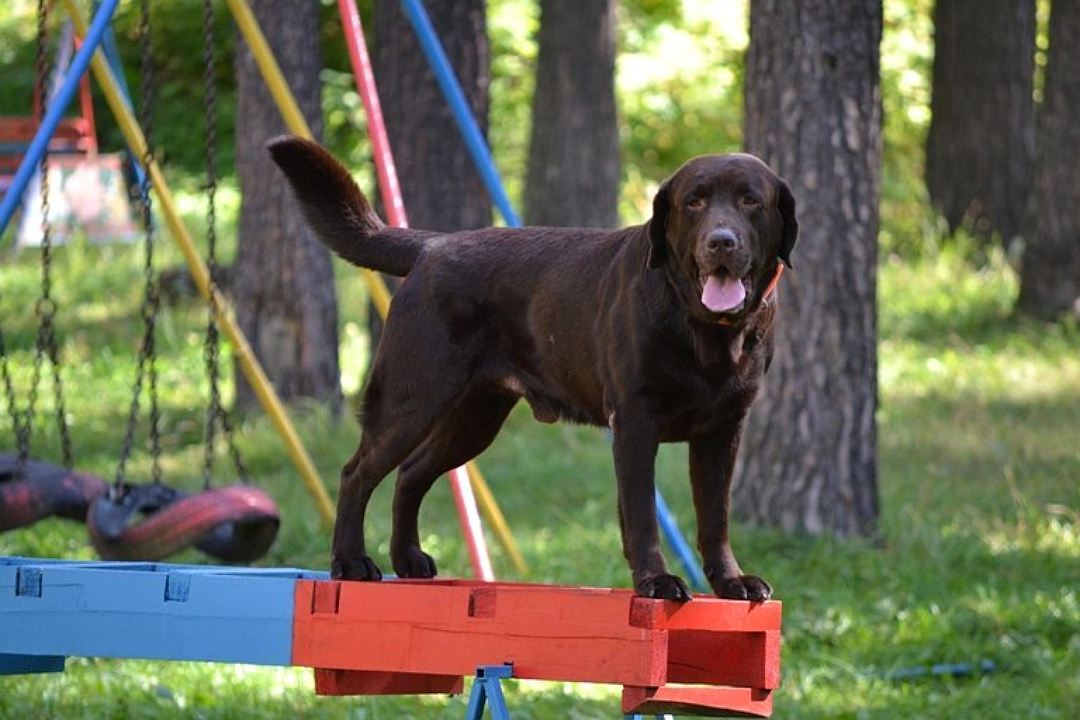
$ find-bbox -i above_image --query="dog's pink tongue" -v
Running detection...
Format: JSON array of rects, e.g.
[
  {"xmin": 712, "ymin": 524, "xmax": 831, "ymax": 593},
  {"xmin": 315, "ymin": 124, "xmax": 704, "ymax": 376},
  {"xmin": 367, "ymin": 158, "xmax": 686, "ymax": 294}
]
[{"xmin": 702, "ymin": 274, "xmax": 746, "ymax": 312}]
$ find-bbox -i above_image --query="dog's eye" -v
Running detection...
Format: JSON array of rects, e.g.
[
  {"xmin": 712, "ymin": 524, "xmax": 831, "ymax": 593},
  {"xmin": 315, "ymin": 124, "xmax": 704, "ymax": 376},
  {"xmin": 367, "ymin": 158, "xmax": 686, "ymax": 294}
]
[
  {"xmin": 741, "ymin": 194, "xmax": 761, "ymax": 209},
  {"xmin": 687, "ymin": 197, "xmax": 706, "ymax": 210}
]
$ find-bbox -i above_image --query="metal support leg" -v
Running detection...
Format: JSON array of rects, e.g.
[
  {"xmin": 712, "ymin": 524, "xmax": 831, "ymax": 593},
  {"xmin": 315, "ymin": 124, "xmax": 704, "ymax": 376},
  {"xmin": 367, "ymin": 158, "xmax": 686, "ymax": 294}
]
[{"xmin": 464, "ymin": 664, "xmax": 513, "ymax": 720}]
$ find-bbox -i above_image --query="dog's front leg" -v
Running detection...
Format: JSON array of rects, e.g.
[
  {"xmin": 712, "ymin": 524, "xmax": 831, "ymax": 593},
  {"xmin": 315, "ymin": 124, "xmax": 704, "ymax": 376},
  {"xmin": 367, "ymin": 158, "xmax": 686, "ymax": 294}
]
[
  {"xmin": 689, "ymin": 428, "xmax": 772, "ymax": 601},
  {"xmin": 611, "ymin": 411, "xmax": 691, "ymax": 601}
]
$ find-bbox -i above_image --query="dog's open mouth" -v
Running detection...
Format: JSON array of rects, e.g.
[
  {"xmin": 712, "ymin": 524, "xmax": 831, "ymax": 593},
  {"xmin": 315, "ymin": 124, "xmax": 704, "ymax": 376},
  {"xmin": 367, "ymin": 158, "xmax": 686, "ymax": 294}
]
[{"xmin": 700, "ymin": 270, "xmax": 750, "ymax": 314}]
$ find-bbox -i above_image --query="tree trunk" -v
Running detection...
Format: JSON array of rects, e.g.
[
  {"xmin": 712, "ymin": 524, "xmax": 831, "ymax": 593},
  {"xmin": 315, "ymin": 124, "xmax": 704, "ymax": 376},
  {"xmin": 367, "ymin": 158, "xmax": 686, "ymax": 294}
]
[
  {"xmin": 366, "ymin": 0, "xmax": 491, "ymax": 351},
  {"xmin": 736, "ymin": 0, "xmax": 882, "ymax": 537},
  {"xmin": 524, "ymin": 0, "xmax": 620, "ymax": 228},
  {"xmin": 1016, "ymin": 0, "xmax": 1080, "ymax": 319},
  {"xmin": 925, "ymin": 0, "xmax": 1035, "ymax": 246},
  {"xmin": 233, "ymin": 0, "xmax": 341, "ymax": 412},
  {"xmin": 373, "ymin": 0, "xmax": 491, "ymax": 231}
]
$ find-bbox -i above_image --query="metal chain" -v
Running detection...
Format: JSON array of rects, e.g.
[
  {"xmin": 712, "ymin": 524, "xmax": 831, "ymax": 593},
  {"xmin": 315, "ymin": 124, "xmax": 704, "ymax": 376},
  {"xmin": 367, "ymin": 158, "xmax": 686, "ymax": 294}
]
[
  {"xmin": 24, "ymin": 0, "xmax": 74, "ymax": 475},
  {"xmin": 201, "ymin": 0, "xmax": 248, "ymax": 487},
  {"xmin": 116, "ymin": 0, "xmax": 162, "ymax": 488},
  {"xmin": 0, "ymin": 329, "xmax": 30, "ymax": 467}
]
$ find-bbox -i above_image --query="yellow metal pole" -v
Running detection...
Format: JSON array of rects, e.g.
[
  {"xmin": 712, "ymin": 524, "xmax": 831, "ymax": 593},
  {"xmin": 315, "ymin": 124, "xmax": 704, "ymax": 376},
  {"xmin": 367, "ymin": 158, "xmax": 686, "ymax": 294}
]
[
  {"xmin": 230, "ymin": 0, "xmax": 527, "ymax": 574},
  {"xmin": 63, "ymin": 0, "xmax": 335, "ymax": 525}
]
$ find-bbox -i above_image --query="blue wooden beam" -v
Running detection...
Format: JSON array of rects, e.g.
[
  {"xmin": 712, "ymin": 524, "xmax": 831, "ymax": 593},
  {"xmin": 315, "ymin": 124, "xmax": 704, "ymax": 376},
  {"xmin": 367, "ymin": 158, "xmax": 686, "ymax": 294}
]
[{"xmin": 0, "ymin": 557, "xmax": 327, "ymax": 670}]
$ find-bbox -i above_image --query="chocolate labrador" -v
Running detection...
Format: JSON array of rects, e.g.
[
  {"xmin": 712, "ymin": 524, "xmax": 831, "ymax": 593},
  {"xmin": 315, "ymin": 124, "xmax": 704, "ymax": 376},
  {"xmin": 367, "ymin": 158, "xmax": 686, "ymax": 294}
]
[{"xmin": 269, "ymin": 136, "xmax": 796, "ymax": 601}]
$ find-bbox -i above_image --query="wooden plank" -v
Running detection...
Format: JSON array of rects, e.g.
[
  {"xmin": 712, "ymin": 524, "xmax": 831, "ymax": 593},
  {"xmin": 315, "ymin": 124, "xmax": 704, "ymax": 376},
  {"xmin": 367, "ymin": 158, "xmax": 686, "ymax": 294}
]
[
  {"xmin": 622, "ymin": 684, "xmax": 773, "ymax": 718},
  {"xmin": 315, "ymin": 668, "xmax": 463, "ymax": 695},
  {"xmin": 293, "ymin": 580, "xmax": 667, "ymax": 686}
]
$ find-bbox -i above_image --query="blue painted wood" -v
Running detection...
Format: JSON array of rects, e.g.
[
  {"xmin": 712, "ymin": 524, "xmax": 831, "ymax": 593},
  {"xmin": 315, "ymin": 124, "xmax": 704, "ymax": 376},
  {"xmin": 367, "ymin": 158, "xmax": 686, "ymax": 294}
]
[
  {"xmin": 0, "ymin": 653, "xmax": 65, "ymax": 674},
  {"xmin": 0, "ymin": 557, "xmax": 328, "ymax": 670}
]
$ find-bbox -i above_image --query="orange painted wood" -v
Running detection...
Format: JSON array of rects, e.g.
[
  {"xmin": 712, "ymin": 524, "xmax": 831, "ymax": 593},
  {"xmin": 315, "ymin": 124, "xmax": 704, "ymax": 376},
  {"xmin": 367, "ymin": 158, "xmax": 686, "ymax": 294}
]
[
  {"xmin": 622, "ymin": 684, "xmax": 773, "ymax": 718},
  {"xmin": 293, "ymin": 579, "xmax": 781, "ymax": 716},
  {"xmin": 315, "ymin": 668, "xmax": 463, "ymax": 695}
]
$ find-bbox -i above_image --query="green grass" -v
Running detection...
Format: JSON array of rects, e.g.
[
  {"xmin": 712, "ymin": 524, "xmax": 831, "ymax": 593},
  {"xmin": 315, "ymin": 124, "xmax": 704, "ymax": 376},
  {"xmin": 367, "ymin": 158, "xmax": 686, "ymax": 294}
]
[{"xmin": 1, "ymin": 228, "xmax": 1078, "ymax": 718}]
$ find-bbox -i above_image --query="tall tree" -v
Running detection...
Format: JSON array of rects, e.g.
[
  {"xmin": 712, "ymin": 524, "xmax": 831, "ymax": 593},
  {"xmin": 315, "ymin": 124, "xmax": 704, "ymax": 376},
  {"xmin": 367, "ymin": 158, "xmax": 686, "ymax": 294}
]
[
  {"xmin": 736, "ymin": 0, "xmax": 882, "ymax": 536},
  {"xmin": 373, "ymin": 0, "xmax": 491, "ymax": 231},
  {"xmin": 366, "ymin": 0, "xmax": 491, "ymax": 350},
  {"xmin": 233, "ymin": 1, "xmax": 341, "ymax": 412},
  {"xmin": 925, "ymin": 0, "xmax": 1035, "ymax": 246},
  {"xmin": 524, "ymin": 0, "xmax": 620, "ymax": 228},
  {"xmin": 1017, "ymin": 0, "xmax": 1080, "ymax": 319}
]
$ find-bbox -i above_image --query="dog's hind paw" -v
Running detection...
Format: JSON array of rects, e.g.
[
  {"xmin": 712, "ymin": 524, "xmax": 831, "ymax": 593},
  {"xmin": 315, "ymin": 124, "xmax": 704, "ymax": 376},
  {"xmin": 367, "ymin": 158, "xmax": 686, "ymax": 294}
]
[
  {"xmin": 636, "ymin": 573, "xmax": 692, "ymax": 602},
  {"xmin": 713, "ymin": 574, "xmax": 772, "ymax": 602},
  {"xmin": 331, "ymin": 555, "xmax": 383, "ymax": 581},
  {"xmin": 391, "ymin": 547, "xmax": 438, "ymax": 578}
]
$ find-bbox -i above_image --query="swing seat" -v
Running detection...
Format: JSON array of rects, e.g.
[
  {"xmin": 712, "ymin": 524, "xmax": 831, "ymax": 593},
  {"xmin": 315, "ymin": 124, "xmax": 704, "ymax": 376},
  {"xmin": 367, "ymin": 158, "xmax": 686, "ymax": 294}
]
[
  {"xmin": 87, "ymin": 482, "xmax": 280, "ymax": 563},
  {"xmin": 0, "ymin": 453, "xmax": 107, "ymax": 532}
]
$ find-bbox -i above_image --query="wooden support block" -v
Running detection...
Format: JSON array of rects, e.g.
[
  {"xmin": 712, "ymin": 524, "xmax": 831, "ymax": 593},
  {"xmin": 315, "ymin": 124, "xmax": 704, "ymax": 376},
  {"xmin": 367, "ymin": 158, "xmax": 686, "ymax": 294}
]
[
  {"xmin": 622, "ymin": 684, "xmax": 773, "ymax": 718},
  {"xmin": 315, "ymin": 668, "xmax": 463, "ymax": 695}
]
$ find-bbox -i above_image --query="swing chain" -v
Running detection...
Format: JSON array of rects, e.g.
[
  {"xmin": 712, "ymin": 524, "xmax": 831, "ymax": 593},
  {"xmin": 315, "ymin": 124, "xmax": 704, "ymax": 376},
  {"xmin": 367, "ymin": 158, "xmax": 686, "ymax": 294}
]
[
  {"xmin": 21, "ymin": 0, "xmax": 74, "ymax": 476},
  {"xmin": 116, "ymin": 0, "xmax": 162, "ymax": 488},
  {"xmin": 201, "ymin": 0, "xmax": 248, "ymax": 488}
]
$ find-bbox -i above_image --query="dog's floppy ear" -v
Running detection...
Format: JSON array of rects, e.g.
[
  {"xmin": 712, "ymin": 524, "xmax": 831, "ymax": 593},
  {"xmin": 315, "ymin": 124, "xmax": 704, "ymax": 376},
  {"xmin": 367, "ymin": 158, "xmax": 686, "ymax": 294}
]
[
  {"xmin": 647, "ymin": 179, "xmax": 671, "ymax": 269},
  {"xmin": 777, "ymin": 178, "xmax": 798, "ymax": 268}
]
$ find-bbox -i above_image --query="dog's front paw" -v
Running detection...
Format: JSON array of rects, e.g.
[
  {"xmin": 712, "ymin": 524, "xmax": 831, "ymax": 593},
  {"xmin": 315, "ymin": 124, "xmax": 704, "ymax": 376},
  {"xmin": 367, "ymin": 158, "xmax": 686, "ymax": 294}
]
[
  {"xmin": 635, "ymin": 573, "xmax": 692, "ymax": 602},
  {"xmin": 391, "ymin": 547, "xmax": 438, "ymax": 578},
  {"xmin": 713, "ymin": 574, "xmax": 772, "ymax": 601},
  {"xmin": 331, "ymin": 555, "xmax": 383, "ymax": 581}
]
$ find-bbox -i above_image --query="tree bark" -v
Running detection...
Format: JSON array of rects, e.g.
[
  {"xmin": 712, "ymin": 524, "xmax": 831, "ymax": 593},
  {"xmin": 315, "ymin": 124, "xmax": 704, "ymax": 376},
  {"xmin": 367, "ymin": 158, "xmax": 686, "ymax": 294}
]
[
  {"xmin": 1016, "ymin": 0, "xmax": 1080, "ymax": 319},
  {"xmin": 736, "ymin": 0, "xmax": 882, "ymax": 537},
  {"xmin": 925, "ymin": 0, "xmax": 1035, "ymax": 246},
  {"xmin": 233, "ymin": 0, "xmax": 341, "ymax": 412},
  {"xmin": 373, "ymin": 0, "xmax": 491, "ymax": 231},
  {"xmin": 524, "ymin": 0, "xmax": 620, "ymax": 228}
]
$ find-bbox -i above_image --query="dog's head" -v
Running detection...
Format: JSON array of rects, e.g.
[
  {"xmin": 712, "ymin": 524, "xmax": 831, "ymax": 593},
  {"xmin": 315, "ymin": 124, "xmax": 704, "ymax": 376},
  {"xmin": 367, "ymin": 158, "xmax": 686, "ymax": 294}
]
[{"xmin": 646, "ymin": 154, "xmax": 797, "ymax": 322}]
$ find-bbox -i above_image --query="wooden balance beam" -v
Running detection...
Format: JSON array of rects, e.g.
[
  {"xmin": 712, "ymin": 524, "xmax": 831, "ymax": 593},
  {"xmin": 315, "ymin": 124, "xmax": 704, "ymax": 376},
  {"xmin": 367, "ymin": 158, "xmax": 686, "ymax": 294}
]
[
  {"xmin": 296, "ymin": 579, "xmax": 781, "ymax": 717},
  {"xmin": 0, "ymin": 557, "xmax": 780, "ymax": 717}
]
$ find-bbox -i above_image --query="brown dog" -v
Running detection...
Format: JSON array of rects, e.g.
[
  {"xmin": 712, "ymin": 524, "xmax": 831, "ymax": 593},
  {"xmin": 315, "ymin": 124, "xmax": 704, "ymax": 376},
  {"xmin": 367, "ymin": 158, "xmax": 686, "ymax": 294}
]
[{"xmin": 269, "ymin": 136, "xmax": 796, "ymax": 601}]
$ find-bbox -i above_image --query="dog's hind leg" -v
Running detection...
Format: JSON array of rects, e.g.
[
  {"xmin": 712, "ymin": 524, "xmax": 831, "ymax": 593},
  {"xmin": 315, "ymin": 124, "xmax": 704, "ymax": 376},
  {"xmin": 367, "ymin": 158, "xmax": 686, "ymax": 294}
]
[
  {"xmin": 389, "ymin": 388, "xmax": 517, "ymax": 578},
  {"xmin": 331, "ymin": 370, "xmax": 465, "ymax": 581}
]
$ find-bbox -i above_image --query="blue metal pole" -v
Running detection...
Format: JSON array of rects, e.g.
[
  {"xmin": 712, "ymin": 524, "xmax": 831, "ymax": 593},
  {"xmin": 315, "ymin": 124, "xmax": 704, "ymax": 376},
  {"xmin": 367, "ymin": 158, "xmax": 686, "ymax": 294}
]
[
  {"xmin": 654, "ymin": 486, "xmax": 708, "ymax": 591},
  {"xmin": 0, "ymin": 0, "xmax": 120, "ymax": 237},
  {"xmin": 99, "ymin": 18, "xmax": 148, "ymax": 190},
  {"xmin": 397, "ymin": 0, "xmax": 522, "ymax": 228}
]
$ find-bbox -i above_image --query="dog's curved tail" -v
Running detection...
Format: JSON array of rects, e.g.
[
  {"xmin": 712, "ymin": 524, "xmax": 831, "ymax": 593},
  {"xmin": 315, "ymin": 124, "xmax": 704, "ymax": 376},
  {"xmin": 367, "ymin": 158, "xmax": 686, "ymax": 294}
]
[{"xmin": 267, "ymin": 135, "xmax": 430, "ymax": 276}]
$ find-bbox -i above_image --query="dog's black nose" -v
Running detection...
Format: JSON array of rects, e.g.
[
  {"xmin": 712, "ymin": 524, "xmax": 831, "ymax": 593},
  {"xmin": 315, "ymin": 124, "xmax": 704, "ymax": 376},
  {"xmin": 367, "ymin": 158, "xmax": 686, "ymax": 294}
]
[{"xmin": 705, "ymin": 228, "xmax": 739, "ymax": 253}]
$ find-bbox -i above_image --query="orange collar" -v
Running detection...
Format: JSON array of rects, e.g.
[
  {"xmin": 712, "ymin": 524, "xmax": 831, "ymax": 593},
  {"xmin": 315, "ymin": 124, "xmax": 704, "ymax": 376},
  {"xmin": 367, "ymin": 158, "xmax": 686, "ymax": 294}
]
[{"xmin": 715, "ymin": 262, "xmax": 785, "ymax": 326}]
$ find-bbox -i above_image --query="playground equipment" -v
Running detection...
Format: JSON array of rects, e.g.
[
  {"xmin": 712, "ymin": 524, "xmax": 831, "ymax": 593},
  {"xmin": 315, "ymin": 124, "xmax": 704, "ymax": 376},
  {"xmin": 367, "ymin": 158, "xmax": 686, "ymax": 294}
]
[
  {"xmin": 0, "ymin": 557, "xmax": 782, "ymax": 717},
  {"xmin": 1, "ymin": 17, "xmax": 136, "ymax": 246},
  {"xmin": 0, "ymin": 0, "xmax": 510, "ymax": 576},
  {"xmin": 1, "ymin": 0, "xmax": 281, "ymax": 564}
]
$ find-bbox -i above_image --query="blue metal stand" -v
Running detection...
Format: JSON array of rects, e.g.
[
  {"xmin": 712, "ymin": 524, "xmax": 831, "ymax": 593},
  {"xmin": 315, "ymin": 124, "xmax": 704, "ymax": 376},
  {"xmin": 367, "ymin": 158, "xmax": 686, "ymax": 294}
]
[{"xmin": 464, "ymin": 664, "xmax": 513, "ymax": 720}]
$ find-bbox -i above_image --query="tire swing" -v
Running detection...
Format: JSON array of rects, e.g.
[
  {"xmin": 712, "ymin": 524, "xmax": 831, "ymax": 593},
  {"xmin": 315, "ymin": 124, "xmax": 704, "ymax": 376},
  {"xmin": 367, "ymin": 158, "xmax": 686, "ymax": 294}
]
[
  {"xmin": 87, "ymin": 1, "xmax": 278, "ymax": 563},
  {"xmin": 0, "ymin": 3, "xmax": 105, "ymax": 535}
]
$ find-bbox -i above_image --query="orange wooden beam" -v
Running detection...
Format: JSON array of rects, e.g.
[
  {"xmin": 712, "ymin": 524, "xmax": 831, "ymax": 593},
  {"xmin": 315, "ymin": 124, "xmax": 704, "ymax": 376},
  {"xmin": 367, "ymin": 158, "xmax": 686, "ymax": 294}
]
[{"xmin": 292, "ymin": 579, "xmax": 781, "ymax": 717}]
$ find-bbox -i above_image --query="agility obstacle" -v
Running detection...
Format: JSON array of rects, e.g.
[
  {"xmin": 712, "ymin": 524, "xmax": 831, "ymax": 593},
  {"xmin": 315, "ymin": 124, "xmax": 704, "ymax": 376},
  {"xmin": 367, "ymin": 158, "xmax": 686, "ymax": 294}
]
[{"xmin": 0, "ymin": 557, "xmax": 781, "ymax": 717}]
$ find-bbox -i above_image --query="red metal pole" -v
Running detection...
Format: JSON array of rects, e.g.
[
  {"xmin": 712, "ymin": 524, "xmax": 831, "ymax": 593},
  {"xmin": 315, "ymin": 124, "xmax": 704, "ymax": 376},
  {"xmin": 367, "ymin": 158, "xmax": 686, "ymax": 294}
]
[{"xmin": 336, "ymin": 0, "xmax": 493, "ymax": 581}]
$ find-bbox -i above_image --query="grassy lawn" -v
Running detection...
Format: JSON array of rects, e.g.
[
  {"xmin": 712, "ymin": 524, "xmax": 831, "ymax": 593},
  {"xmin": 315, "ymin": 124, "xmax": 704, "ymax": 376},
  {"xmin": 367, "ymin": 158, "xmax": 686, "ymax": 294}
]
[{"xmin": 0, "ymin": 217, "xmax": 1077, "ymax": 718}]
